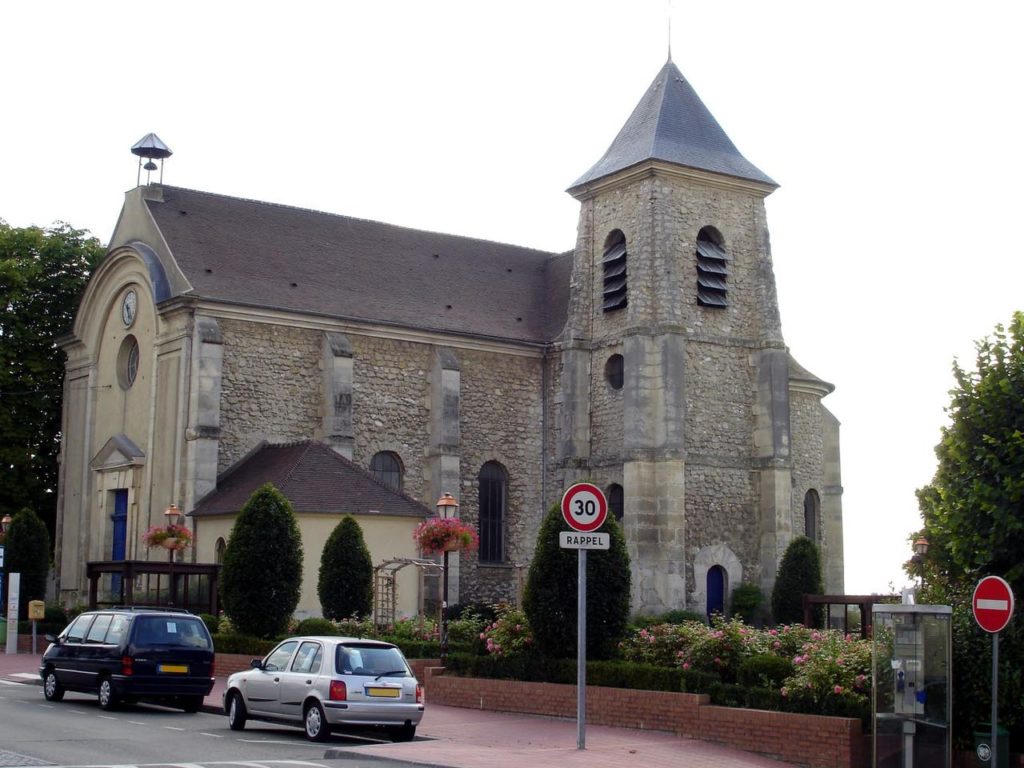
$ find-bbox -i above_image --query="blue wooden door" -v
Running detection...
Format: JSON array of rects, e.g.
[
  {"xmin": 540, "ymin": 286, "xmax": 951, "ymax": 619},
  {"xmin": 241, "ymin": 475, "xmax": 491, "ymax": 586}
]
[
  {"xmin": 111, "ymin": 490, "xmax": 128, "ymax": 596},
  {"xmin": 706, "ymin": 565, "xmax": 726, "ymax": 619}
]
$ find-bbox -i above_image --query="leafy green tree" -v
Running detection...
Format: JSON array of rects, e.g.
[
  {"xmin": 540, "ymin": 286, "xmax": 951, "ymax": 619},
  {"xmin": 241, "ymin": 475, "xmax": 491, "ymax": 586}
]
[
  {"xmin": 0, "ymin": 222, "xmax": 103, "ymax": 540},
  {"xmin": 318, "ymin": 515, "xmax": 373, "ymax": 620},
  {"xmin": 914, "ymin": 314, "xmax": 1024, "ymax": 749},
  {"xmin": 916, "ymin": 311, "xmax": 1024, "ymax": 593},
  {"xmin": 771, "ymin": 536, "xmax": 823, "ymax": 625},
  {"xmin": 522, "ymin": 503, "xmax": 631, "ymax": 660},
  {"xmin": 220, "ymin": 483, "xmax": 303, "ymax": 638},
  {"xmin": 1, "ymin": 507, "xmax": 51, "ymax": 617}
]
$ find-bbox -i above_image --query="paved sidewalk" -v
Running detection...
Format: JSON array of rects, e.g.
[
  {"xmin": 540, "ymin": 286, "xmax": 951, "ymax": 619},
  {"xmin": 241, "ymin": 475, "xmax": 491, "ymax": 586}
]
[{"xmin": 3, "ymin": 650, "xmax": 795, "ymax": 768}]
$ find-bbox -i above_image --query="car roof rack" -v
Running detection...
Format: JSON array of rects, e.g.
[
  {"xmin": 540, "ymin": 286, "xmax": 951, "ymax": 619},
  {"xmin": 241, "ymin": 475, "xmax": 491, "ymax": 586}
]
[{"xmin": 108, "ymin": 606, "xmax": 194, "ymax": 614}]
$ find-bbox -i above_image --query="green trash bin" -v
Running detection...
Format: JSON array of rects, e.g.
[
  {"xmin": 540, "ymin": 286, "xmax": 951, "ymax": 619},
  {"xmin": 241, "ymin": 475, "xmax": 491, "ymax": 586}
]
[{"xmin": 973, "ymin": 724, "xmax": 1009, "ymax": 768}]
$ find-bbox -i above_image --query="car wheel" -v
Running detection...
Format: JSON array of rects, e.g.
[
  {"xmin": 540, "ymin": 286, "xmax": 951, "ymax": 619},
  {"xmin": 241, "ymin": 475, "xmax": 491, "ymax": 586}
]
[
  {"xmin": 227, "ymin": 691, "xmax": 247, "ymax": 731},
  {"xmin": 388, "ymin": 723, "xmax": 416, "ymax": 742},
  {"xmin": 98, "ymin": 676, "xmax": 119, "ymax": 711},
  {"xmin": 43, "ymin": 669, "xmax": 65, "ymax": 702},
  {"xmin": 304, "ymin": 701, "xmax": 330, "ymax": 742},
  {"xmin": 180, "ymin": 695, "xmax": 204, "ymax": 713}
]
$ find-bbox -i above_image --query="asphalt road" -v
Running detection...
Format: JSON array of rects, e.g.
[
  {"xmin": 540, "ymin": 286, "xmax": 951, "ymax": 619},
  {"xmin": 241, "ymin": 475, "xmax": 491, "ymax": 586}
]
[{"xmin": 0, "ymin": 680, "xmax": 421, "ymax": 767}]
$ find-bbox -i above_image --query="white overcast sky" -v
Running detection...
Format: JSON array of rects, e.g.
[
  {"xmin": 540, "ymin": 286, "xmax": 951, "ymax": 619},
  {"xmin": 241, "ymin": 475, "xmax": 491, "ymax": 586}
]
[{"xmin": 3, "ymin": 1, "xmax": 1023, "ymax": 596}]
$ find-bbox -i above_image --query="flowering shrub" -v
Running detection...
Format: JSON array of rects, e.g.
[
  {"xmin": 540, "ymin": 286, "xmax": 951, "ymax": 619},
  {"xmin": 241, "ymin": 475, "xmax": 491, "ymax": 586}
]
[
  {"xmin": 617, "ymin": 620, "xmax": 707, "ymax": 667},
  {"xmin": 682, "ymin": 617, "xmax": 773, "ymax": 681},
  {"xmin": 386, "ymin": 615, "xmax": 439, "ymax": 641},
  {"xmin": 142, "ymin": 523, "xmax": 193, "ymax": 549},
  {"xmin": 619, "ymin": 617, "xmax": 871, "ymax": 716},
  {"xmin": 781, "ymin": 629, "xmax": 872, "ymax": 704},
  {"xmin": 413, "ymin": 517, "xmax": 479, "ymax": 555},
  {"xmin": 479, "ymin": 603, "xmax": 534, "ymax": 657},
  {"xmin": 334, "ymin": 615, "xmax": 377, "ymax": 638}
]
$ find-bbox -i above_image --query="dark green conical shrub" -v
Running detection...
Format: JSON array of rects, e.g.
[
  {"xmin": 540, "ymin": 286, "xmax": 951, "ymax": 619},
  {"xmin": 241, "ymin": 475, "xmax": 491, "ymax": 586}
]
[{"xmin": 318, "ymin": 514, "xmax": 373, "ymax": 620}]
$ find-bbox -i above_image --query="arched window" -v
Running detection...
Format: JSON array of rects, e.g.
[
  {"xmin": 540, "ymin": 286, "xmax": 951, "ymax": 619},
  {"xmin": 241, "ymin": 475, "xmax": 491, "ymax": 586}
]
[
  {"xmin": 706, "ymin": 565, "xmax": 727, "ymax": 620},
  {"xmin": 215, "ymin": 537, "xmax": 227, "ymax": 565},
  {"xmin": 602, "ymin": 230, "xmax": 628, "ymax": 312},
  {"xmin": 607, "ymin": 483, "xmax": 624, "ymax": 522},
  {"xmin": 696, "ymin": 226, "xmax": 728, "ymax": 308},
  {"xmin": 370, "ymin": 451, "xmax": 403, "ymax": 492},
  {"xmin": 804, "ymin": 489, "xmax": 820, "ymax": 542},
  {"xmin": 478, "ymin": 461, "xmax": 507, "ymax": 563}
]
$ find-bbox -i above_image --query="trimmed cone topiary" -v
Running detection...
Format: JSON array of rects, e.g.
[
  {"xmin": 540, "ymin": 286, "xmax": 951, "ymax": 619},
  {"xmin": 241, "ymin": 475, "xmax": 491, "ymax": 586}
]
[{"xmin": 318, "ymin": 515, "xmax": 374, "ymax": 620}]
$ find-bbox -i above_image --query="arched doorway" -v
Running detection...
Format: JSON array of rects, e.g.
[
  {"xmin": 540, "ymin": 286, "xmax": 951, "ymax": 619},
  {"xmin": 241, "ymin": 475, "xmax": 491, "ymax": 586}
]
[{"xmin": 706, "ymin": 565, "xmax": 727, "ymax": 619}]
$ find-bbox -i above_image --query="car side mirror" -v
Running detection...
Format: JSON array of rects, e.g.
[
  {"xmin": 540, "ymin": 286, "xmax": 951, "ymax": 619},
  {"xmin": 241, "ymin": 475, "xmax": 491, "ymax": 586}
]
[
  {"xmin": 45, "ymin": 634, "xmax": 60, "ymax": 644},
  {"xmin": 250, "ymin": 658, "xmax": 263, "ymax": 670}
]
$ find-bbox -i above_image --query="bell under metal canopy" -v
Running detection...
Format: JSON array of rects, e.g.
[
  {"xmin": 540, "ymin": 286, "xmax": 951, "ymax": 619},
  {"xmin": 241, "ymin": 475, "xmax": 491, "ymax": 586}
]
[
  {"xmin": 131, "ymin": 133, "xmax": 172, "ymax": 186},
  {"xmin": 131, "ymin": 132, "xmax": 173, "ymax": 159}
]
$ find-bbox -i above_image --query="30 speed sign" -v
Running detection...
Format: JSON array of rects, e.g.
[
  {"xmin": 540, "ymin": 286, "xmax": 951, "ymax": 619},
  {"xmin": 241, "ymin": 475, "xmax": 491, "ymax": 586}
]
[{"xmin": 561, "ymin": 483, "xmax": 608, "ymax": 532}]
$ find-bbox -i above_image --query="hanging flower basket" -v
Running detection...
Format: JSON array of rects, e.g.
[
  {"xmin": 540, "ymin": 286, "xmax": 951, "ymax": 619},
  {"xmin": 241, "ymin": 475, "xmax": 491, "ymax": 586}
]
[
  {"xmin": 143, "ymin": 523, "xmax": 193, "ymax": 551},
  {"xmin": 413, "ymin": 517, "xmax": 478, "ymax": 555}
]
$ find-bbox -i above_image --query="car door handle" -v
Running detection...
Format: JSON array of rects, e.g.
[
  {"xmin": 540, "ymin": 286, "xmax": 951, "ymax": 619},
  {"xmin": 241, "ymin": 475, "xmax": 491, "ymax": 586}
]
[{"xmin": 305, "ymin": 679, "xmax": 312, "ymax": 684}]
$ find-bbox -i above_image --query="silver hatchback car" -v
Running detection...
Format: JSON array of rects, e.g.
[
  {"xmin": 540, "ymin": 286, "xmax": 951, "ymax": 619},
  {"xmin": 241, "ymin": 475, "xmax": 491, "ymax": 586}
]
[{"xmin": 223, "ymin": 636, "xmax": 424, "ymax": 742}]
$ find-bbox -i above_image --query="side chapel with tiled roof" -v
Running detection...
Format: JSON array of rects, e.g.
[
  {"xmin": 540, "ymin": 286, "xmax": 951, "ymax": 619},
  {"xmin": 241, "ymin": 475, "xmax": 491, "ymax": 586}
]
[{"xmin": 54, "ymin": 59, "xmax": 844, "ymax": 618}]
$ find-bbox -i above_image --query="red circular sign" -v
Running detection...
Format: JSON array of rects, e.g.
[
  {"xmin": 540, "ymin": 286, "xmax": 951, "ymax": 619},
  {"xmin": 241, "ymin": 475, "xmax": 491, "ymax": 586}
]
[
  {"xmin": 973, "ymin": 575, "xmax": 1015, "ymax": 633},
  {"xmin": 560, "ymin": 483, "xmax": 608, "ymax": 532}
]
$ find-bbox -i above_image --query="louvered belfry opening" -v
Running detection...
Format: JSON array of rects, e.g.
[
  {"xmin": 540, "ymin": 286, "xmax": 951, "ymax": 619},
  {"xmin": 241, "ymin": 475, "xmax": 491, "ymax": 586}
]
[
  {"xmin": 696, "ymin": 227, "xmax": 728, "ymax": 307},
  {"xmin": 602, "ymin": 230, "xmax": 628, "ymax": 312}
]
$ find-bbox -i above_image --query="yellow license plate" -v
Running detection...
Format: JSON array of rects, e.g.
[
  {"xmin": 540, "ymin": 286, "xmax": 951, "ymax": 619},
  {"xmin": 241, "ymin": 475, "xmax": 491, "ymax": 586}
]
[
  {"xmin": 159, "ymin": 664, "xmax": 189, "ymax": 674},
  {"xmin": 366, "ymin": 687, "xmax": 401, "ymax": 698}
]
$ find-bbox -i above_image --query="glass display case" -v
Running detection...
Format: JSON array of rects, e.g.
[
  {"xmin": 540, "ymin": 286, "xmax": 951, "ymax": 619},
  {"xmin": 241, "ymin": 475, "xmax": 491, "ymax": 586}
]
[{"xmin": 872, "ymin": 604, "xmax": 952, "ymax": 768}]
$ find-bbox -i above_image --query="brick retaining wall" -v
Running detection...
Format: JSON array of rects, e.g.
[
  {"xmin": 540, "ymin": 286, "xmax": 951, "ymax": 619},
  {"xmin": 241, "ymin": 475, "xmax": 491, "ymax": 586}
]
[{"xmin": 423, "ymin": 669, "xmax": 868, "ymax": 768}]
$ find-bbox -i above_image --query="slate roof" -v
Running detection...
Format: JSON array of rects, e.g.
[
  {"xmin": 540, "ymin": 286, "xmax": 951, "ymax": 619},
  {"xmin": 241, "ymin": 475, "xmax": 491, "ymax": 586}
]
[
  {"xmin": 190, "ymin": 440, "xmax": 432, "ymax": 518},
  {"xmin": 570, "ymin": 59, "xmax": 776, "ymax": 190},
  {"xmin": 145, "ymin": 186, "xmax": 570, "ymax": 345}
]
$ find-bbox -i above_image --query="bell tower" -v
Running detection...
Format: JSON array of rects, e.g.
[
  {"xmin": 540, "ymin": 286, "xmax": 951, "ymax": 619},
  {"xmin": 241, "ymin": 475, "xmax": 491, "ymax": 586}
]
[{"xmin": 558, "ymin": 58, "xmax": 818, "ymax": 613}]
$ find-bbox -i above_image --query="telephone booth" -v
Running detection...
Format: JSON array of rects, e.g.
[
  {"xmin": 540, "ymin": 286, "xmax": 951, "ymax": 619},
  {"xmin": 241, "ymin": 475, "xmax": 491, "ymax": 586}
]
[{"xmin": 872, "ymin": 604, "xmax": 952, "ymax": 768}]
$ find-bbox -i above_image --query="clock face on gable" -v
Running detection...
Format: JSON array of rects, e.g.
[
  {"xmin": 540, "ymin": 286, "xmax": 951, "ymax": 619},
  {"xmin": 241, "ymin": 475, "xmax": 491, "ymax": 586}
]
[{"xmin": 121, "ymin": 289, "xmax": 138, "ymax": 328}]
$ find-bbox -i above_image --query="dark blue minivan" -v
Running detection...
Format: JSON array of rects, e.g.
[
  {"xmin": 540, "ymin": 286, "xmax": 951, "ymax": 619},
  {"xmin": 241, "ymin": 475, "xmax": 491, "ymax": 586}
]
[{"xmin": 40, "ymin": 607, "xmax": 214, "ymax": 711}]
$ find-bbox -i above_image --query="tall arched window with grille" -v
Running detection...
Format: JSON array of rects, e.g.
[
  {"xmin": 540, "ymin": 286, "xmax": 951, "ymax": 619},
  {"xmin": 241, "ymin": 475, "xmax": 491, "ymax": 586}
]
[
  {"xmin": 804, "ymin": 489, "xmax": 820, "ymax": 542},
  {"xmin": 696, "ymin": 226, "xmax": 728, "ymax": 307},
  {"xmin": 478, "ymin": 461, "xmax": 507, "ymax": 563},
  {"xmin": 602, "ymin": 230, "xmax": 628, "ymax": 312},
  {"xmin": 370, "ymin": 451, "xmax": 403, "ymax": 492}
]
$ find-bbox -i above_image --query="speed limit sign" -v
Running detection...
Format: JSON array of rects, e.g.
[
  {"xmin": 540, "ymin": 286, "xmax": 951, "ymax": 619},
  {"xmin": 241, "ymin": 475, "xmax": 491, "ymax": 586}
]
[{"xmin": 561, "ymin": 483, "xmax": 608, "ymax": 532}]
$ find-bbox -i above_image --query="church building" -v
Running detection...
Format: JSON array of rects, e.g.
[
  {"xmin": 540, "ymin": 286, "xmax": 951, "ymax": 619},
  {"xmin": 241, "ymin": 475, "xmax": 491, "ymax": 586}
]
[{"xmin": 54, "ymin": 59, "xmax": 844, "ymax": 620}]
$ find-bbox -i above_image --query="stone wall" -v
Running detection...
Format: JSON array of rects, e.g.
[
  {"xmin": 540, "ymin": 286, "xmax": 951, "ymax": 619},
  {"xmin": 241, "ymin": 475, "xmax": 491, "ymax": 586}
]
[
  {"xmin": 218, "ymin": 319, "xmax": 321, "ymax": 472},
  {"xmin": 458, "ymin": 348, "xmax": 544, "ymax": 603}
]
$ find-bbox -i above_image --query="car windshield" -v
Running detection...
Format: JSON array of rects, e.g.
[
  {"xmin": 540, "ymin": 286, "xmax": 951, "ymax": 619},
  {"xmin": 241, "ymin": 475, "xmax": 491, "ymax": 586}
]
[
  {"xmin": 133, "ymin": 616, "xmax": 212, "ymax": 650},
  {"xmin": 336, "ymin": 645, "xmax": 410, "ymax": 677}
]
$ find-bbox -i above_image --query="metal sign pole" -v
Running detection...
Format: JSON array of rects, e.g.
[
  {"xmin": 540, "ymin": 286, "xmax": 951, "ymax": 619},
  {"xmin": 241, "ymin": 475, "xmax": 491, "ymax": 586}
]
[
  {"xmin": 577, "ymin": 548, "xmax": 586, "ymax": 750},
  {"xmin": 992, "ymin": 632, "xmax": 999, "ymax": 768}
]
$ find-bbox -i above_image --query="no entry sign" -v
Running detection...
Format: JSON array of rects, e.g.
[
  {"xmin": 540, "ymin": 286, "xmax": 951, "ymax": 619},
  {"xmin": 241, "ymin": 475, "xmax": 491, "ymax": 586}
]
[
  {"xmin": 973, "ymin": 575, "xmax": 1015, "ymax": 633},
  {"xmin": 561, "ymin": 483, "xmax": 608, "ymax": 532}
]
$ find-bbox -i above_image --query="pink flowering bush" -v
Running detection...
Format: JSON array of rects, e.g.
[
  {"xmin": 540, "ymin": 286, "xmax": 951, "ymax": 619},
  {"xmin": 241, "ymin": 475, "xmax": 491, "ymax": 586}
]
[
  {"xmin": 479, "ymin": 603, "xmax": 533, "ymax": 657},
  {"xmin": 619, "ymin": 617, "xmax": 871, "ymax": 718},
  {"xmin": 781, "ymin": 629, "xmax": 872, "ymax": 708},
  {"xmin": 617, "ymin": 620, "xmax": 707, "ymax": 666}
]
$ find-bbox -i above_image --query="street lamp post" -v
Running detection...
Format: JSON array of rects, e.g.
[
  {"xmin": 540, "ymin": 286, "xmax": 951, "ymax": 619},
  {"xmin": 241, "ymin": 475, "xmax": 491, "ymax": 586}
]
[
  {"xmin": 911, "ymin": 537, "xmax": 930, "ymax": 596},
  {"xmin": 164, "ymin": 504, "xmax": 182, "ymax": 605},
  {"xmin": 1, "ymin": 514, "xmax": 11, "ymax": 533},
  {"xmin": 436, "ymin": 493, "xmax": 459, "ymax": 665}
]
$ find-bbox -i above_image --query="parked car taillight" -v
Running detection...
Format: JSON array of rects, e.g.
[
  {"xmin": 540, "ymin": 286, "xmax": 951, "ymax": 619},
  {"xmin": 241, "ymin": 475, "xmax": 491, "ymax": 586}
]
[
  {"xmin": 329, "ymin": 680, "xmax": 347, "ymax": 701},
  {"xmin": 210, "ymin": 658, "xmax": 215, "ymax": 677},
  {"xmin": 415, "ymin": 684, "xmax": 423, "ymax": 703},
  {"xmin": 121, "ymin": 656, "xmax": 134, "ymax": 676}
]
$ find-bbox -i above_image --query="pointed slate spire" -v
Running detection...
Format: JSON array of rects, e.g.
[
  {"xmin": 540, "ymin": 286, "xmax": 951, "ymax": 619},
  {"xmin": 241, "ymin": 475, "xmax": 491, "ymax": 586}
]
[{"xmin": 570, "ymin": 59, "xmax": 775, "ymax": 191}]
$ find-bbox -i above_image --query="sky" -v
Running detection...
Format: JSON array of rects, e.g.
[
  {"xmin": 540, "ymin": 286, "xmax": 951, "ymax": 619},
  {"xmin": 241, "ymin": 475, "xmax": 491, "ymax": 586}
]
[{"xmin": 3, "ymin": 1, "xmax": 1023, "ymax": 596}]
